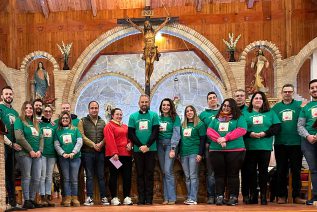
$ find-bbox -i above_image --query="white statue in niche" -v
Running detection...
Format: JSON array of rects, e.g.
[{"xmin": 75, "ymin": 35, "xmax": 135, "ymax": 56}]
[{"xmin": 104, "ymin": 103, "xmax": 114, "ymax": 123}]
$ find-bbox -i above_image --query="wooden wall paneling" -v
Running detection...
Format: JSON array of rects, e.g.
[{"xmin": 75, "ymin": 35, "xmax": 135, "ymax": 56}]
[
  {"xmin": 296, "ymin": 59, "xmax": 310, "ymax": 100},
  {"xmin": 0, "ymin": 0, "xmax": 8, "ymax": 12}
]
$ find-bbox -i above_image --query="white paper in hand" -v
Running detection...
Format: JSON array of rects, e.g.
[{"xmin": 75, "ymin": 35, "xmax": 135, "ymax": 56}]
[{"xmin": 109, "ymin": 156, "xmax": 123, "ymax": 169}]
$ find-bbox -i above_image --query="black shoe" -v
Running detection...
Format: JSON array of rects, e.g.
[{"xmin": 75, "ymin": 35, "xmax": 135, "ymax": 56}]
[
  {"xmin": 249, "ymin": 196, "xmax": 258, "ymax": 204},
  {"xmin": 216, "ymin": 195, "xmax": 224, "ymax": 206},
  {"xmin": 243, "ymin": 196, "xmax": 250, "ymax": 204},
  {"xmin": 227, "ymin": 196, "xmax": 238, "ymax": 206},
  {"xmin": 137, "ymin": 200, "xmax": 145, "ymax": 205},
  {"xmin": 23, "ymin": 200, "xmax": 34, "ymax": 209},
  {"xmin": 306, "ymin": 198, "xmax": 317, "ymax": 205},
  {"xmin": 261, "ymin": 197, "xmax": 268, "ymax": 205},
  {"xmin": 145, "ymin": 201, "xmax": 152, "ymax": 205},
  {"xmin": 30, "ymin": 200, "xmax": 43, "ymax": 208}
]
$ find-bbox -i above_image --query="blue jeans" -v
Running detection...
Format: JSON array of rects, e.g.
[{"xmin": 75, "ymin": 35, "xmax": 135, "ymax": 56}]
[
  {"xmin": 205, "ymin": 147, "xmax": 215, "ymax": 197},
  {"xmin": 59, "ymin": 157, "xmax": 81, "ymax": 196},
  {"xmin": 40, "ymin": 156, "xmax": 57, "ymax": 195},
  {"xmin": 181, "ymin": 154, "xmax": 199, "ymax": 201},
  {"xmin": 301, "ymin": 139, "xmax": 317, "ymax": 197},
  {"xmin": 157, "ymin": 139, "xmax": 176, "ymax": 202},
  {"xmin": 82, "ymin": 151, "xmax": 106, "ymax": 198},
  {"xmin": 16, "ymin": 155, "xmax": 42, "ymax": 201}
]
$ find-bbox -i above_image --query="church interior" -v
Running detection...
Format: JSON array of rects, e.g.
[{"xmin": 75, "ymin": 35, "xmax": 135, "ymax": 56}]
[{"xmin": 1, "ymin": 0, "xmax": 317, "ymax": 211}]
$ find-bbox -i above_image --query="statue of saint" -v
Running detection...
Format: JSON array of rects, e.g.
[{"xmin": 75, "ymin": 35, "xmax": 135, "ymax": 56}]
[
  {"xmin": 104, "ymin": 103, "xmax": 113, "ymax": 123},
  {"xmin": 251, "ymin": 49, "xmax": 269, "ymax": 92},
  {"xmin": 34, "ymin": 62, "xmax": 50, "ymax": 99},
  {"xmin": 126, "ymin": 17, "xmax": 170, "ymax": 85}
]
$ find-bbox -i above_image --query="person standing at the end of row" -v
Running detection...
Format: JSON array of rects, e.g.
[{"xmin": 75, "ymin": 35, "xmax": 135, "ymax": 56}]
[
  {"xmin": 128, "ymin": 94, "xmax": 160, "ymax": 205},
  {"xmin": 298, "ymin": 79, "xmax": 317, "ymax": 205}
]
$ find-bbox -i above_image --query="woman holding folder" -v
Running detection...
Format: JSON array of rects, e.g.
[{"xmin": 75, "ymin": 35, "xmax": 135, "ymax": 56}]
[{"xmin": 104, "ymin": 108, "xmax": 133, "ymax": 206}]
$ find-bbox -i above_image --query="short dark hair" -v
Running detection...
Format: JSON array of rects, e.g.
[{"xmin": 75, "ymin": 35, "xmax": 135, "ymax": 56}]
[
  {"xmin": 207, "ymin": 91, "xmax": 217, "ymax": 100},
  {"xmin": 110, "ymin": 108, "xmax": 122, "ymax": 118},
  {"xmin": 282, "ymin": 84, "xmax": 294, "ymax": 90},
  {"xmin": 248, "ymin": 91, "xmax": 270, "ymax": 113},
  {"xmin": 33, "ymin": 98, "xmax": 43, "ymax": 106},
  {"xmin": 216, "ymin": 98, "xmax": 241, "ymax": 120},
  {"xmin": 309, "ymin": 79, "xmax": 317, "ymax": 88},
  {"xmin": 88, "ymin": 101, "xmax": 99, "ymax": 109},
  {"xmin": 2, "ymin": 86, "xmax": 13, "ymax": 94}
]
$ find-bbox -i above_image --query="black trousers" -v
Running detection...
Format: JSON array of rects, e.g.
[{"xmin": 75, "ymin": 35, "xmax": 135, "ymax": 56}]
[
  {"xmin": 245, "ymin": 150, "xmax": 271, "ymax": 197},
  {"xmin": 5, "ymin": 146, "xmax": 16, "ymax": 206},
  {"xmin": 133, "ymin": 151, "xmax": 156, "ymax": 203},
  {"xmin": 209, "ymin": 151, "xmax": 245, "ymax": 197},
  {"xmin": 107, "ymin": 156, "xmax": 132, "ymax": 198},
  {"xmin": 274, "ymin": 145, "xmax": 302, "ymax": 198}
]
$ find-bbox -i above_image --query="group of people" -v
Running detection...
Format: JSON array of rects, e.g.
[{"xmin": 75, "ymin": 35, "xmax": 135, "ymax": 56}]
[{"xmin": 1, "ymin": 79, "xmax": 317, "ymax": 209}]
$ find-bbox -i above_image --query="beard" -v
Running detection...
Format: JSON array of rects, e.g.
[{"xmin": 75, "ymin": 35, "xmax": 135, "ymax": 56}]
[
  {"xmin": 3, "ymin": 97, "xmax": 13, "ymax": 104},
  {"xmin": 35, "ymin": 108, "xmax": 42, "ymax": 116}
]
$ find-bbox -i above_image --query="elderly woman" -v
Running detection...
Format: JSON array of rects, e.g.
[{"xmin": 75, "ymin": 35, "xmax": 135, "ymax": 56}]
[{"xmin": 14, "ymin": 101, "xmax": 43, "ymax": 209}]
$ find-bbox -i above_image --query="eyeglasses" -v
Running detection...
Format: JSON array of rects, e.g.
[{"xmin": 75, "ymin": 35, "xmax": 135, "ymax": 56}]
[
  {"xmin": 62, "ymin": 117, "xmax": 70, "ymax": 120},
  {"xmin": 44, "ymin": 110, "xmax": 52, "ymax": 113},
  {"xmin": 222, "ymin": 104, "xmax": 231, "ymax": 108}
]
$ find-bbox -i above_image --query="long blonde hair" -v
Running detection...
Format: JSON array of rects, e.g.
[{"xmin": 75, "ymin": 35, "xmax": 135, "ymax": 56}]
[
  {"xmin": 20, "ymin": 101, "xmax": 39, "ymax": 131},
  {"xmin": 182, "ymin": 105, "xmax": 199, "ymax": 128}
]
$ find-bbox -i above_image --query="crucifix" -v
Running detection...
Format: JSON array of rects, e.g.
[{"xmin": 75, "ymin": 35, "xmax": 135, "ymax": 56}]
[{"xmin": 117, "ymin": 0, "xmax": 178, "ymax": 96}]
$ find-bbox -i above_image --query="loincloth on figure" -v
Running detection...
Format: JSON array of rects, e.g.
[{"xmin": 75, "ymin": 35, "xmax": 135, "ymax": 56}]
[{"xmin": 142, "ymin": 46, "xmax": 161, "ymax": 61}]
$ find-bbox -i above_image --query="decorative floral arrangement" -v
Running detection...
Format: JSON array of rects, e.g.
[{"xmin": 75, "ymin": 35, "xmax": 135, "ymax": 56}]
[
  {"xmin": 222, "ymin": 33, "xmax": 241, "ymax": 51},
  {"xmin": 57, "ymin": 41, "xmax": 72, "ymax": 58}
]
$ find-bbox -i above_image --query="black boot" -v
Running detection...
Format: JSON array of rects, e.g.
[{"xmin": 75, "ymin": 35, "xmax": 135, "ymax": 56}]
[{"xmin": 23, "ymin": 200, "xmax": 34, "ymax": 209}]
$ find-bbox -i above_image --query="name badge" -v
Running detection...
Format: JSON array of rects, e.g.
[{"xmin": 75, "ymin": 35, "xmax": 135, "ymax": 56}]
[
  {"xmin": 62, "ymin": 134, "xmax": 72, "ymax": 144},
  {"xmin": 218, "ymin": 122, "xmax": 229, "ymax": 132},
  {"xmin": 312, "ymin": 108, "xmax": 317, "ymax": 118},
  {"xmin": 183, "ymin": 128, "xmax": 192, "ymax": 137},
  {"xmin": 160, "ymin": 122, "xmax": 167, "ymax": 131},
  {"xmin": 139, "ymin": 121, "xmax": 148, "ymax": 130},
  {"xmin": 43, "ymin": 128, "xmax": 52, "ymax": 137},
  {"xmin": 282, "ymin": 111, "xmax": 293, "ymax": 121},
  {"xmin": 9, "ymin": 115, "xmax": 15, "ymax": 124},
  {"xmin": 253, "ymin": 116, "xmax": 263, "ymax": 125},
  {"xmin": 30, "ymin": 127, "xmax": 39, "ymax": 136}
]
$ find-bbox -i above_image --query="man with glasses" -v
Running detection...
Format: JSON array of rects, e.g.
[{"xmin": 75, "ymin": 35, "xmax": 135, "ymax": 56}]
[{"xmin": 272, "ymin": 84, "xmax": 305, "ymax": 204}]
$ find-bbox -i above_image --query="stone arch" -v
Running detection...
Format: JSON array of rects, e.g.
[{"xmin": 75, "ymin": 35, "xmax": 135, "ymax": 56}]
[
  {"xmin": 292, "ymin": 37, "xmax": 317, "ymax": 78},
  {"xmin": 72, "ymin": 72, "xmax": 144, "ymax": 110},
  {"xmin": 20, "ymin": 51, "xmax": 59, "ymax": 100},
  {"xmin": 64, "ymin": 23, "xmax": 235, "ymax": 103},
  {"xmin": 151, "ymin": 68, "xmax": 226, "ymax": 98},
  {"xmin": 0, "ymin": 60, "xmax": 12, "ymax": 87},
  {"xmin": 20, "ymin": 51, "xmax": 60, "ymax": 74},
  {"xmin": 240, "ymin": 40, "xmax": 283, "ymax": 64}
]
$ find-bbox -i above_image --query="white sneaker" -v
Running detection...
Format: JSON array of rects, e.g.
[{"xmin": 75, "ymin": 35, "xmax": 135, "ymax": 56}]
[
  {"xmin": 101, "ymin": 197, "xmax": 110, "ymax": 206},
  {"xmin": 123, "ymin": 196, "xmax": 133, "ymax": 205},
  {"xmin": 84, "ymin": 196, "xmax": 94, "ymax": 206},
  {"xmin": 111, "ymin": 197, "xmax": 121, "ymax": 206},
  {"xmin": 185, "ymin": 199, "xmax": 197, "ymax": 205}
]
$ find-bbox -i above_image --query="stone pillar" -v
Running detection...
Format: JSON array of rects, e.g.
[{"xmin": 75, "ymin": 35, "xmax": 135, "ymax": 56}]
[
  {"xmin": 311, "ymin": 49, "xmax": 317, "ymax": 80},
  {"xmin": 0, "ymin": 135, "xmax": 6, "ymax": 211}
]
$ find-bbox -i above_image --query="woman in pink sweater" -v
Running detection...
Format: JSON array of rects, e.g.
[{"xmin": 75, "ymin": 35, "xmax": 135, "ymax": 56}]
[{"xmin": 104, "ymin": 108, "xmax": 133, "ymax": 206}]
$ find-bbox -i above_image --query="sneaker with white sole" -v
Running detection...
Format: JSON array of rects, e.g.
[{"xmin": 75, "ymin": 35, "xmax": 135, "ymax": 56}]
[
  {"xmin": 84, "ymin": 196, "xmax": 94, "ymax": 206},
  {"xmin": 123, "ymin": 196, "xmax": 133, "ymax": 205},
  {"xmin": 111, "ymin": 197, "xmax": 121, "ymax": 206},
  {"xmin": 101, "ymin": 197, "xmax": 110, "ymax": 206},
  {"xmin": 185, "ymin": 199, "xmax": 197, "ymax": 205}
]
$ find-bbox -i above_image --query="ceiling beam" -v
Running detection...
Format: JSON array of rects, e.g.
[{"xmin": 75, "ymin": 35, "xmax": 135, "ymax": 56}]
[
  {"xmin": 38, "ymin": 0, "xmax": 49, "ymax": 19},
  {"xmin": 90, "ymin": 0, "xmax": 97, "ymax": 17},
  {"xmin": 247, "ymin": 0, "xmax": 255, "ymax": 9}
]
